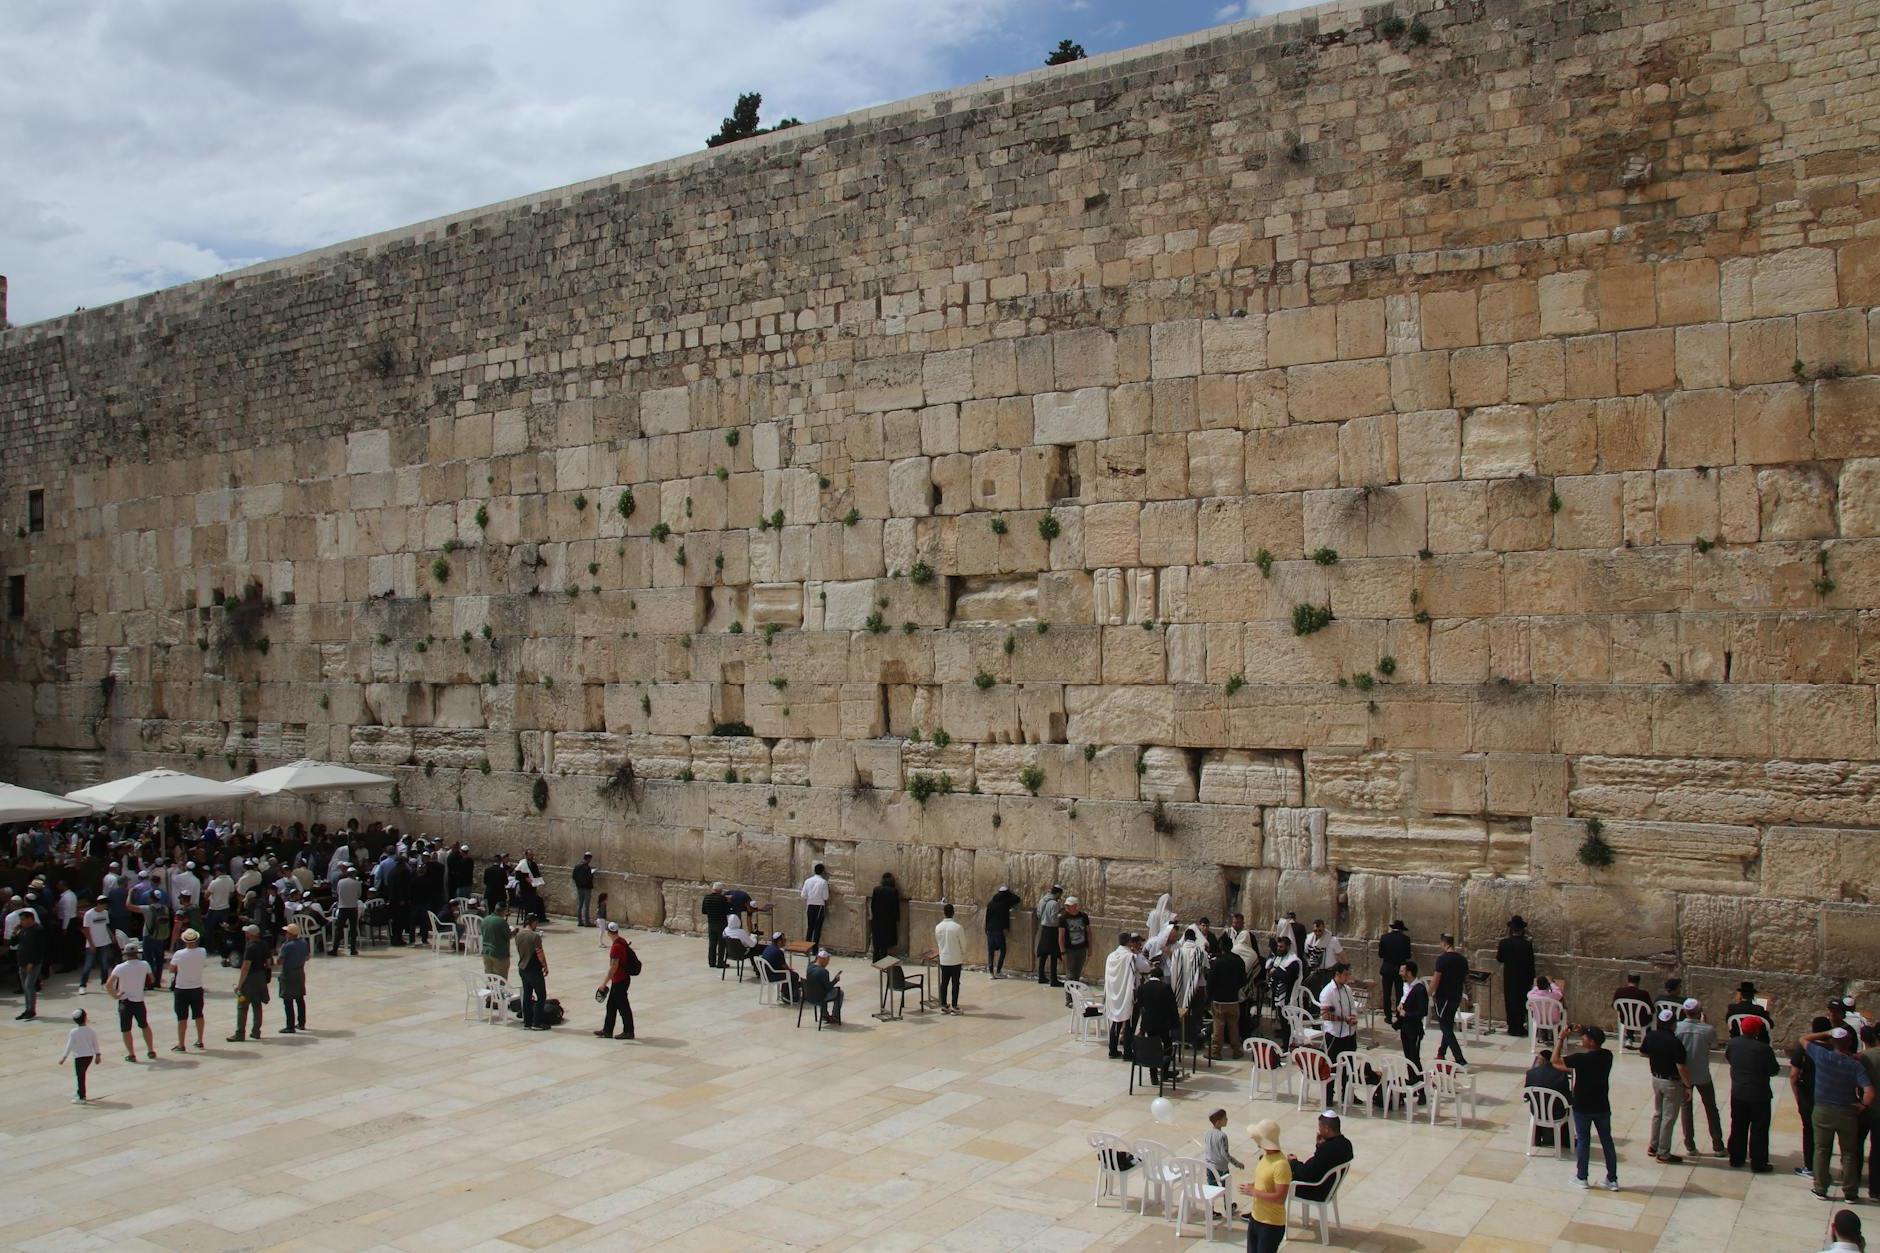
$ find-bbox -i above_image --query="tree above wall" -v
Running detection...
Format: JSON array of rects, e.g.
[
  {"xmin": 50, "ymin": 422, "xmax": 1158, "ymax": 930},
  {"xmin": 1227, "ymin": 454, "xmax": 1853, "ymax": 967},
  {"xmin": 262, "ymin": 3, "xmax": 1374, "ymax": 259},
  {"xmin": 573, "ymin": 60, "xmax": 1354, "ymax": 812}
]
[{"xmin": 706, "ymin": 92, "xmax": 802, "ymax": 148}]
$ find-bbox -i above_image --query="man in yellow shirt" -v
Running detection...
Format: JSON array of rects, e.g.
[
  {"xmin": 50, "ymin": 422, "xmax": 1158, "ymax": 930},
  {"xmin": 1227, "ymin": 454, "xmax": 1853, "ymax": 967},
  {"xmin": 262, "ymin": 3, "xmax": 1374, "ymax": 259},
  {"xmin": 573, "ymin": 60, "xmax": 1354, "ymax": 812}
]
[{"xmin": 1239, "ymin": 1117, "xmax": 1291, "ymax": 1252}]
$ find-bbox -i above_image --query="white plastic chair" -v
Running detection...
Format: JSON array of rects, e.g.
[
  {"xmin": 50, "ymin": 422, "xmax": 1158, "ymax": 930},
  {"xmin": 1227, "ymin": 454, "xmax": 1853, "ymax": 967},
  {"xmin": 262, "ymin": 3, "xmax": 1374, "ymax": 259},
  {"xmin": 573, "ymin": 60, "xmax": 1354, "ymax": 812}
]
[
  {"xmin": 1616, "ymin": 998, "xmax": 1653, "ymax": 1051},
  {"xmin": 1337, "ymin": 1050, "xmax": 1383, "ymax": 1117},
  {"xmin": 1063, "ymin": 980, "xmax": 1099, "ymax": 1041},
  {"xmin": 1128, "ymin": 1138, "xmax": 1176, "ymax": 1217},
  {"xmin": 1429, "ymin": 1058, "xmax": 1477, "ymax": 1127},
  {"xmin": 1379, "ymin": 1053, "xmax": 1427, "ymax": 1120},
  {"xmin": 1245, "ymin": 1037, "xmax": 1291, "ymax": 1100},
  {"xmin": 461, "ymin": 970, "xmax": 488, "ymax": 1022},
  {"xmin": 426, "ymin": 912, "xmax": 455, "ymax": 955},
  {"xmin": 1283, "ymin": 1004, "xmax": 1325, "ymax": 1048},
  {"xmin": 1291, "ymin": 1045, "xmax": 1333, "ymax": 1111},
  {"xmin": 457, "ymin": 913, "xmax": 483, "ymax": 957},
  {"xmin": 1528, "ymin": 996, "xmax": 1565, "ymax": 1053},
  {"xmin": 1726, "ymin": 1012, "xmax": 1757, "ymax": 1037},
  {"xmin": 1523, "ymin": 1086, "xmax": 1572, "ymax": 1158},
  {"xmin": 296, "ymin": 911, "xmax": 329, "ymax": 956},
  {"xmin": 1288, "ymin": 1160, "xmax": 1351, "ymax": 1244},
  {"xmin": 1165, "ymin": 1156, "xmax": 1227, "ymax": 1240},
  {"xmin": 478, "ymin": 974, "xmax": 511, "ymax": 1025},
  {"xmin": 1089, "ymin": 1132, "xmax": 1141, "ymax": 1209},
  {"xmin": 753, "ymin": 955, "xmax": 785, "ymax": 1007}
]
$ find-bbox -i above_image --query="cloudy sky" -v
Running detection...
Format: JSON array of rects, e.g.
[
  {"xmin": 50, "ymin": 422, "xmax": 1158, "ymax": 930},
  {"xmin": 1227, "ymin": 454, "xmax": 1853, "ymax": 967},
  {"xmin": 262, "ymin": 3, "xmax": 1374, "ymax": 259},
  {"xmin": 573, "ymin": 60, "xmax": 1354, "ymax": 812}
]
[{"xmin": 0, "ymin": 0, "xmax": 1309, "ymax": 326}]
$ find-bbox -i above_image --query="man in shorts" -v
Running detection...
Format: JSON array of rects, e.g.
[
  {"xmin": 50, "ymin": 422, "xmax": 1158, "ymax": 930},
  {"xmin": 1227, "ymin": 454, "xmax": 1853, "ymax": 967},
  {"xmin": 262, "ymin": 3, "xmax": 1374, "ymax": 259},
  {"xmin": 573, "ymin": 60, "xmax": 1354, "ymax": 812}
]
[
  {"xmin": 164, "ymin": 927, "xmax": 209, "ymax": 1052},
  {"xmin": 106, "ymin": 947, "xmax": 157, "ymax": 1062}
]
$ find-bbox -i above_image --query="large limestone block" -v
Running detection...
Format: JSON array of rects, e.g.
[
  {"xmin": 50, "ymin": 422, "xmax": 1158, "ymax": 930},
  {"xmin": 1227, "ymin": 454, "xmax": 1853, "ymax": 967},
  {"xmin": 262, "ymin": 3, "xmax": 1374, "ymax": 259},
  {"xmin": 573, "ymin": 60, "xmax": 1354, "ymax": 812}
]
[
  {"xmin": 1570, "ymin": 755, "xmax": 1880, "ymax": 828},
  {"xmin": 640, "ymin": 387, "xmax": 690, "ymax": 436},
  {"xmin": 1065, "ymin": 684, "xmax": 1175, "ymax": 747},
  {"xmin": 1201, "ymin": 316, "xmax": 1266, "ymax": 374},
  {"xmin": 1267, "ymin": 307, "xmax": 1337, "ymax": 367},
  {"xmin": 1460, "ymin": 406, "xmax": 1536, "ymax": 478},
  {"xmin": 1165, "ymin": 803, "xmax": 1263, "ymax": 870},
  {"xmin": 1033, "ymin": 389, "xmax": 1110, "ymax": 445},
  {"xmin": 689, "ymin": 735, "xmax": 771, "ymax": 784},
  {"xmin": 1760, "ymin": 826, "xmax": 1880, "ymax": 902},
  {"xmin": 1307, "ymin": 749, "xmax": 1411, "ymax": 814},
  {"xmin": 1757, "ymin": 466, "xmax": 1836, "ymax": 539},
  {"xmin": 1531, "ymin": 816, "xmax": 1760, "ymax": 894},
  {"xmin": 1151, "ymin": 320, "xmax": 1202, "ymax": 379},
  {"xmin": 1260, "ymin": 806, "xmax": 1326, "ymax": 870},
  {"xmin": 1822, "ymin": 903, "xmax": 1880, "ymax": 974},
  {"xmin": 887, "ymin": 456, "xmax": 933, "ymax": 517},
  {"xmin": 622, "ymin": 734, "xmax": 691, "ymax": 780},
  {"xmin": 1287, "ymin": 361, "xmax": 1391, "ymax": 423},
  {"xmin": 1138, "ymin": 744, "xmax": 1196, "ymax": 802},
  {"xmin": 749, "ymin": 582, "xmax": 803, "ymax": 629},
  {"xmin": 974, "ymin": 743, "xmax": 1044, "ymax": 795},
  {"xmin": 1679, "ymin": 894, "xmax": 1820, "ymax": 973},
  {"xmin": 1326, "ymin": 815, "xmax": 1489, "ymax": 876},
  {"xmin": 942, "ymin": 682, "xmax": 1023, "ymax": 744},
  {"xmin": 1199, "ymin": 750, "xmax": 1305, "ymax": 806}
]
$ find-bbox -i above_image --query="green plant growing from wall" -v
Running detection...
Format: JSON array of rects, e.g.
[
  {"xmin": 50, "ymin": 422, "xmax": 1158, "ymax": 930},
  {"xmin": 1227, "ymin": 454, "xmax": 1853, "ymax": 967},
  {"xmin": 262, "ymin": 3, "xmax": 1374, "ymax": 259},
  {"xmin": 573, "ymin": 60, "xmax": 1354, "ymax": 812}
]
[
  {"xmin": 1018, "ymin": 766, "xmax": 1045, "ymax": 795},
  {"xmin": 1578, "ymin": 816, "xmax": 1615, "ymax": 867},
  {"xmin": 1292, "ymin": 603, "xmax": 1334, "ymax": 636},
  {"xmin": 1038, "ymin": 512, "xmax": 1061, "ymax": 541}
]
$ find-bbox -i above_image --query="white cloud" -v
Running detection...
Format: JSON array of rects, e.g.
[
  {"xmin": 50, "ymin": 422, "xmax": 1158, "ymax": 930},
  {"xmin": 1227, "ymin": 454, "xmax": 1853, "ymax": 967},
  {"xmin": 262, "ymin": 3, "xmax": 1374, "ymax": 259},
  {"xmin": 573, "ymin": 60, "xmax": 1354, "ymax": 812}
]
[
  {"xmin": 1213, "ymin": 1, "xmax": 1300, "ymax": 20},
  {"xmin": 0, "ymin": 0, "xmax": 1024, "ymax": 324}
]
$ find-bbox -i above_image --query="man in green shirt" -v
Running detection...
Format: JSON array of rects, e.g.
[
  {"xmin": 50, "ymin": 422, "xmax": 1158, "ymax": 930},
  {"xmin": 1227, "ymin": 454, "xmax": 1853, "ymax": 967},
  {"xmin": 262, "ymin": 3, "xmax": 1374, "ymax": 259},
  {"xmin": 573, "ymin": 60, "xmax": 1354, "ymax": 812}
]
[{"xmin": 481, "ymin": 910, "xmax": 512, "ymax": 980}]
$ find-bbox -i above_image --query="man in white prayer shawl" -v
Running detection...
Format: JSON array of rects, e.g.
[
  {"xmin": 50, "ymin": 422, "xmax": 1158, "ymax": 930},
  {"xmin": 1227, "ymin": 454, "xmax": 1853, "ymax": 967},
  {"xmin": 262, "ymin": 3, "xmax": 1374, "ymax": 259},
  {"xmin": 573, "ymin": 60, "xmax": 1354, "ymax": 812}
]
[
  {"xmin": 1104, "ymin": 932, "xmax": 1144, "ymax": 1058},
  {"xmin": 1166, "ymin": 926, "xmax": 1210, "ymax": 1039},
  {"xmin": 1146, "ymin": 893, "xmax": 1174, "ymax": 939}
]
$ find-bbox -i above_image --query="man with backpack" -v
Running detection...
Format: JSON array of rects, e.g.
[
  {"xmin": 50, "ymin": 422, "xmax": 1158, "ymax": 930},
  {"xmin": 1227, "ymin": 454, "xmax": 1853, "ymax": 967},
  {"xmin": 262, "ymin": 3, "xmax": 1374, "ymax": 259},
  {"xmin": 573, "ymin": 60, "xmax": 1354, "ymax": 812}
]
[
  {"xmin": 515, "ymin": 917, "xmax": 551, "ymax": 1031},
  {"xmin": 594, "ymin": 922, "xmax": 639, "ymax": 1040}
]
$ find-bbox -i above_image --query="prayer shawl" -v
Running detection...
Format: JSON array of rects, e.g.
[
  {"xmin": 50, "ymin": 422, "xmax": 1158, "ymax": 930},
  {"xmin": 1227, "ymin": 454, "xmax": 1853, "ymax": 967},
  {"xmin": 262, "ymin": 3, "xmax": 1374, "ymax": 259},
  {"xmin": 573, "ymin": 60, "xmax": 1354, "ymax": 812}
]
[
  {"xmin": 1103, "ymin": 945, "xmax": 1139, "ymax": 1023},
  {"xmin": 1167, "ymin": 929, "xmax": 1208, "ymax": 1011},
  {"xmin": 1146, "ymin": 893, "xmax": 1173, "ymax": 939}
]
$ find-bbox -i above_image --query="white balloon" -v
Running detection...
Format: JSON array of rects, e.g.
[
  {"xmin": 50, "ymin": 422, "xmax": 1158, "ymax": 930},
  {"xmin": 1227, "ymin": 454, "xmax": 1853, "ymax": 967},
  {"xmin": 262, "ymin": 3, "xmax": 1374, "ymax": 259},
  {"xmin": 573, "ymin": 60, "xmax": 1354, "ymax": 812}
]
[{"xmin": 1149, "ymin": 1097, "xmax": 1176, "ymax": 1124}]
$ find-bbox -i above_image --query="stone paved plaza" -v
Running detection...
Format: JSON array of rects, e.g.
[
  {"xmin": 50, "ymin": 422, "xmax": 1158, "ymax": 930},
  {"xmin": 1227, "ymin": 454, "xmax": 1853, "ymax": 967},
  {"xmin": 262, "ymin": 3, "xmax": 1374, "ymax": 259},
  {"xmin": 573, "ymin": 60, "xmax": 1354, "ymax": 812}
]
[{"xmin": 0, "ymin": 925, "xmax": 1847, "ymax": 1252}]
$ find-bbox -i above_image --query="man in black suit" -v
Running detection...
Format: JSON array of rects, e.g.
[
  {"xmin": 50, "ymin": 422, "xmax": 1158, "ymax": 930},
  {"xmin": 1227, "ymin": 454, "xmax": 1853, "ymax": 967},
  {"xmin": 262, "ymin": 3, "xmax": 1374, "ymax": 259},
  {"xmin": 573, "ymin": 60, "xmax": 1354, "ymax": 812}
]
[
  {"xmin": 1289, "ymin": 1112, "xmax": 1355, "ymax": 1201},
  {"xmin": 1134, "ymin": 967, "xmax": 1180, "ymax": 1084},
  {"xmin": 1377, "ymin": 920, "xmax": 1411, "ymax": 1026},
  {"xmin": 1398, "ymin": 960, "xmax": 1429, "ymax": 1100},
  {"xmin": 1497, "ymin": 916, "xmax": 1537, "ymax": 1037}
]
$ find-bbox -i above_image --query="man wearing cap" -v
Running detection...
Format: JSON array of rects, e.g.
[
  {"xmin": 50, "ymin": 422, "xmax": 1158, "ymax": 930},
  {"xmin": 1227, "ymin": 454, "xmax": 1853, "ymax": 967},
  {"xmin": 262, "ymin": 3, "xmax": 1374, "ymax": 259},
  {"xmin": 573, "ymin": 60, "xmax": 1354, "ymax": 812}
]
[
  {"xmin": 229, "ymin": 924, "xmax": 272, "ymax": 1042},
  {"xmin": 277, "ymin": 922, "xmax": 310, "ymax": 1033},
  {"xmin": 12, "ymin": 910, "xmax": 47, "ymax": 1020},
  {"xmin": 333, "ymin": 865, "xmax": 362, "ymax": 956},
  {"xmin": 1554, "ymin": 1025, "xmax": 1621, "ymax": 1190},
  {"xmin": 701, "ymin": 882, "xmax": 732, "ymax": 970},
  {"xmin": 933, "ymin": 902, "xmax": 965, "ymax": 1014},
  {"xmin": 1058, "ymin": 895, "xmax": 1092, "ymax": 983},
  {"xmin": 106, "ymin": 943, "xmax": 157, "ymax": 1062},
  {"xmin": 77, "ymin": 894, "xmax": 114, "ymax": 993},
  {"xmin": 1641, "ymin": 1007, "xmax": 1693, "ymax": 1163},
  {"xmin": 594, "ymin": 923, "xmax": 636, "ymax": 1040},
  {"xmin": 1035, "ymin": 885, "xmax": 1065, "ymax": 987},
  {"xmin": 1496, "ymin": 916, "xmax": 1536, "ymax": 1037},
  {"xmin": 1289, "ymin": 1111, "xmax": 1354, "ymax": 1203},
  {"xmin": 1724, "ymin": 1015, "xmax": 1779, "ymax": 1171},
  {"xmin": 1377, "ymin": 920, "xmax": 1411, "ymax": 1027},
  {"xmin": 1676, "ymin": 999, "xmax": 1727, "ymax": 1157},
  {"xmin": 572, "ymin": 853, "xmax": 596, "ymax": 928},
  {"xmin": 1799, "ymin": 1023, "xmax": 1875, "ymax": 1202},
  {"xmin": 1238, "ymin": 1119, "xmax": 1291, "ymax": 1253},
  {"xmin": 983, "ymin": 883, "xmax": 1021, "ymax": 979},
  {"xmin": 804, "ymin": 949, "xmax": 844, "ymax": 1025},
  {"xmin": 163, "ymin": 927, "xmax": 209, "ymax": 1051}
]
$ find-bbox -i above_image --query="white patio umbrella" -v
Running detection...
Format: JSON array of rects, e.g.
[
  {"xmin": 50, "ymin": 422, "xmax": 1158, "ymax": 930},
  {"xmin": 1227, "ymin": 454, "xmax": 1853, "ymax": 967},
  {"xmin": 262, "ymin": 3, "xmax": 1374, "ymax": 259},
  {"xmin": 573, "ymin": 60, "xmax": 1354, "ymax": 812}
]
[
  {"xmin": 0, "ymin": 782, "xmax": 94, "ymax": 824},
  {"xmin": 229, "ymin": 759, "xmax": 395, "ymax": 798},
  {"xmin": 65, "ymin": 769, "xmax": 254, "ymax": 815}
]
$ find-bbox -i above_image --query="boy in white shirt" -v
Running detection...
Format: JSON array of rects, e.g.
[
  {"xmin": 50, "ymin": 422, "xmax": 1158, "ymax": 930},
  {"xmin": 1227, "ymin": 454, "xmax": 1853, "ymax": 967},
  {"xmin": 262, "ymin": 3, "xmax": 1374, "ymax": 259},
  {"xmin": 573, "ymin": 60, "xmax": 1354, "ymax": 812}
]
[{"xmin": 59, "ymin": 1008, "xmax": 102, "ymax": 1104}]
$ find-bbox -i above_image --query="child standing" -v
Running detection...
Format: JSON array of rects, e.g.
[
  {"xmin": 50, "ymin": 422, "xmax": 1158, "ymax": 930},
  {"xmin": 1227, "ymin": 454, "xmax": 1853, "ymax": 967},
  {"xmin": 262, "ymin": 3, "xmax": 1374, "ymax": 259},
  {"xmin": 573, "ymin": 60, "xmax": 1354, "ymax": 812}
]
[
  {"xmin": 1205, "ymin": 1108, "xmax": 1245, "ymax": 1214},
  {"xmin": 59, "ymin": 1009, "xmax": 101, "ymax": 1104}
]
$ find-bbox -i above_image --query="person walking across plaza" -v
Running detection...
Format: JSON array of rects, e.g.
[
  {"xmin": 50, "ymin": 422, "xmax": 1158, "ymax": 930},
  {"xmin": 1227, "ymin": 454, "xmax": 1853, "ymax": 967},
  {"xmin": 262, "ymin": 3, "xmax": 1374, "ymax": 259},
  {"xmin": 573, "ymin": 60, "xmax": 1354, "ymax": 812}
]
[
  {"xmin": 800, "ymin": 863, "xmax": 830, "ymax": 947},
  {"xmin": 163, "ymin": 927, "xmax": 208, "ymax": 1052},
  {"xmin": 515, "ymin": 917, "xmax": 550, "ymax": 1030},
  {"xmin": 933, "ymin": 902, "xmax": 965, "ymax": 1014},
  {"xmin": 571, "ymin": 852, "xmax": 596, "ymax": 928},
  {"xmin": 1430, "ymin": 933, "xmax": 1470, "ymax": 1067},
  {"xmin": 59, "ymin": 1009, "xmax": 102, "ymax": 1104},
  {"xmin": 1800, "ymin": 1023, "xmax": 1875, "ymax": 1203},
  {"xmin": 277, "ymin": 923, "xmax": 310, "ymax": 1033},
  {"xmin": 106, "ymin": 946, "xmax": 156, "ymax": 1062},
  {"xmin": 12, "ymin": 908, "xmax": 47, "ymax": 1020},
  {"xmin": 1554, "ymin": 1025, "xmax": 1621, "ymax": 1191},
  {"xmin": 481, "ymin": 907, "xmax": 513, "ymax": 981},
  {"xmin": 1724, "ymin": 1014, "xmax": 1779, "ymax": 1171},
  {"xmin": 594, "ymin": 922, "xmax": 637, "ymax": 1040},
  {"xmin": 77, "ymin": 895, "xmax": 114, "ymax": 994},
  {"xmin": 229, "ymin": 924, "xmax": 272, "ymax": 1042},
  {"xmin": 1677, "ymin": 998, "xmax": 1727, "ymax": 1157}
]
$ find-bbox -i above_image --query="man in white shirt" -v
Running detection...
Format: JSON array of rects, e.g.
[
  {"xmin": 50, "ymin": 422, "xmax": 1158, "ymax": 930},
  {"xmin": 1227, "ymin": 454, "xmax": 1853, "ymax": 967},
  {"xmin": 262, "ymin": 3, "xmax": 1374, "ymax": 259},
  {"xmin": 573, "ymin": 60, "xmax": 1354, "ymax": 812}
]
[
  {"xmin": 933, "ymin": 902, "xmax": 966, "ymax": 1014},
  {"xmin": 1104, "ymin": 932, "xmax": 1144, "ymax": 1058},
  {"xmin": 76, "ymin": 896, "xmax": 113, "ymax": 997},
  {"xmin": 164, "ymin": 928, "xmax": 210, "ymax": 1052},
  {"xmin": 106, "ymin": 951, "xmax": 156, "ymax": 1062},
  {"xmin": 1304, "ymin": 920, "xmax": 1344, "ymax": 974},
  {"xmin": 1317, "ymin": 963, "xmax": 1359, "ymax": 1100},
  {"xmin": 101, "ymin": 862, "xmax": 123, "ymax": 895},
  {"xmin": 236, "ymin": 861, "xmax": 262, "ymax": 896},
  {"xmin": 333, "ymin": 868, "xmax": 363, "ymax": 956},
  {"xmin": 800, "ymin": 863, "xmax": 830, "ymax": 947}
]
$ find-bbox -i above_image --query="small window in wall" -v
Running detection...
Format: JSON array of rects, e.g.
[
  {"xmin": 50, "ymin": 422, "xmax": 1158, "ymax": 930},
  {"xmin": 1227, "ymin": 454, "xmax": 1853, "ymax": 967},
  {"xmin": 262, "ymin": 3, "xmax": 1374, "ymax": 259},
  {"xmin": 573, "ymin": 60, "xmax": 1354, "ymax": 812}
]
[
  {"xmin": 7, "ymin": 575, "xmax": 23, "ymax": 619},
  {"xmin": 27, "ymin": 489, "xmax": 45, "ymax": 533}
]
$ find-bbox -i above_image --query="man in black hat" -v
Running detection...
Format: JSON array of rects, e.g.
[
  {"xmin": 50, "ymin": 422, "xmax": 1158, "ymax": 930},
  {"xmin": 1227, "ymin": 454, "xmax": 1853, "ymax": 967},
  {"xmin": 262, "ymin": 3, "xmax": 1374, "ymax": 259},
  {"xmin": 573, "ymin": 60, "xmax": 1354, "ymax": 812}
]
[
  {"xmin": 1497, "ymin": 916, "xmax": 1536, "ymax": 1037},
  {"xmin": 1378, "ymin": 921, "xmax": 1411, "ymax": 1027},
  {"xmin": 1725, "ymin": 982, "xmax": 1763, "ymax": 1036}
]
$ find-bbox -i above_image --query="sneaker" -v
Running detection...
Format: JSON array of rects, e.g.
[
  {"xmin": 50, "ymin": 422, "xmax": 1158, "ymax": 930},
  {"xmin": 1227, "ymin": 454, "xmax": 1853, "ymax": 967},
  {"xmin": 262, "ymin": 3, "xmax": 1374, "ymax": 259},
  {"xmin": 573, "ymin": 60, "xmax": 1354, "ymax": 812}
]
[
  {"xmin": 77, "ymin": 987, "xmax": 88, "ymax": 996},
  {"xmin": 170, "ymin": 1046, "xmax": 186, "ymax": 1053},
  {"xmin": 1576, "ymin": 1178, "xmax": 1591, "ymax": 1190},
  {"xmin": 1796, "ymin": 1168, "xmax": 1815, "ymax": 1178},
  {"xmin": 1812, "ymin": 1190, "xmax": 1832, "ymax": 1202},
  {"xmin": 71, "ymin": 1095, "xmax": 84, "ymax": 1104},
  {"xmin": 1752, "ymin": 1165, "xmax": 1773, "ymax": 1174},
  {"xmin": 1604, "ymin": 1180, "xmax": 1620, "ymax": 1192},
  {"xmin": 280, "ymin": 1027, "xmax": 296, "ymax": 1035},
  {"xmin": 125, "ymin": 1053, "xmax": 137, "ymax": 1062},
  {"xmin": 145, "ymin": 1050, "xmax": 156, "ymax": 1060}
]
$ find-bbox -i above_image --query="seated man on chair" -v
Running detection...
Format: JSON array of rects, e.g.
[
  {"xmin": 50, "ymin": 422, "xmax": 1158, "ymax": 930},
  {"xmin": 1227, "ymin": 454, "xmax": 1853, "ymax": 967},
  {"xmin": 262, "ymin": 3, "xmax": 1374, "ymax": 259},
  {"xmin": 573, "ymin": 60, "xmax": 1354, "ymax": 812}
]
[
  {"xmin": 803, "ymin": 950, "xmax": 843, "ymax": 1025},
  {"xmin": 759, "ymin": 931, "xmax": 800, "ymax": 1002},
  {"xmin": 1288, "ymin": 1111, "xmax": 1354, "ymax": 1201},
  {"xmin": 1524, "ymin": 1049, "xmax": 1572, "ymax": 1147}
]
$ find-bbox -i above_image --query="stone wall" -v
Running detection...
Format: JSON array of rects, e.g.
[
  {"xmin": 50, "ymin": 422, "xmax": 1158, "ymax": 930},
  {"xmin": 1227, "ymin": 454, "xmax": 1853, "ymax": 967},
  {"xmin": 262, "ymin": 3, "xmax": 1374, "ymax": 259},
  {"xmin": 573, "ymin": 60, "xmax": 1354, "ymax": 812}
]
[{"xmin": 3, "ymin": 0, "xmax": 1878, "ymax": 1030}]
